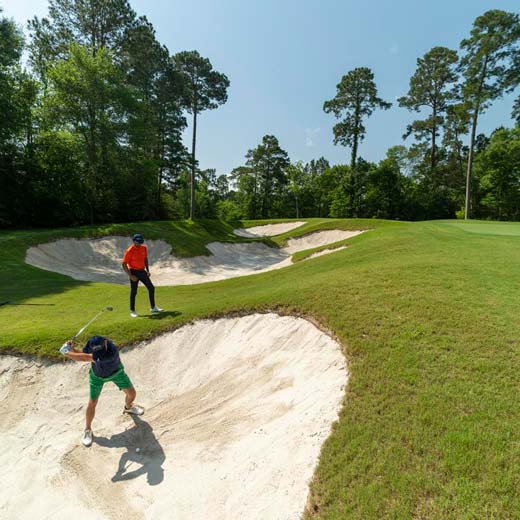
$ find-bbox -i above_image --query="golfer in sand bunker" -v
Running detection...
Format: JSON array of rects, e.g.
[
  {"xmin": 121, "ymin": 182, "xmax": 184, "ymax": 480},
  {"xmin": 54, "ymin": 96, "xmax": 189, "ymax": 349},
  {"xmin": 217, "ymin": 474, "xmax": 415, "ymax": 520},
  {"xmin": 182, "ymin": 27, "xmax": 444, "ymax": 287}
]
[
  {"xmin": 122, "ymin": 233, "xmax": 163, "ymax": 318},
  {"xmin": 61, "ymin": 335, "xmax": 144, "ymax": 447}
]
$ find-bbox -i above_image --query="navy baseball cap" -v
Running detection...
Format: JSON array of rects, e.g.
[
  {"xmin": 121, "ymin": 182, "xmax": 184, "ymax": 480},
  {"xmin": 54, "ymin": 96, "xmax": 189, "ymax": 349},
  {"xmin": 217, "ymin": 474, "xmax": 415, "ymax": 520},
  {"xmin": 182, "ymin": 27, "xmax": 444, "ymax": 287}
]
[
  {"xmin": 86, "ymin": 335, "xmax": 106, "ymax": 348},
  {"xmin": 132, "ymin": 233, "xmax": 144, "ymax": 244}
]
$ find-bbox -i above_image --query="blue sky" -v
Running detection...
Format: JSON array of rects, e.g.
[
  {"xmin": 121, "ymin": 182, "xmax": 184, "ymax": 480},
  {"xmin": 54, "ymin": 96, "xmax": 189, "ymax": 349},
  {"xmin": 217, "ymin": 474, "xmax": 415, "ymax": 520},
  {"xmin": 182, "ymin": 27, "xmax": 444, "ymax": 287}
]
[{"xmin": 2, "ymin": 0, "xmax": 519, "ymax": 175}]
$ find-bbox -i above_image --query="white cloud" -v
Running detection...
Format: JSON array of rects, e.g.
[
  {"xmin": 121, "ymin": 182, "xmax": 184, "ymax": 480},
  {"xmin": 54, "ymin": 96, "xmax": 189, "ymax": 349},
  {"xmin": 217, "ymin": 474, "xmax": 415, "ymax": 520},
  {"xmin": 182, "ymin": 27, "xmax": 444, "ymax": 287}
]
[{"xmin": 305, "ymin": 127, "xmax": 320, "ymax": 147}]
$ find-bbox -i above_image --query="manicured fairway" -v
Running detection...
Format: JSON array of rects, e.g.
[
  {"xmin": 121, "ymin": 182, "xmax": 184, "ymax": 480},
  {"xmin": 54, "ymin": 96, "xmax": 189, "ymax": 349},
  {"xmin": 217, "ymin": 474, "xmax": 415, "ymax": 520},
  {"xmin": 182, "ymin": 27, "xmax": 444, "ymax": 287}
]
[
  {"xmin": 2, "ymin": 218, "xmax": 520, "ymax": 519},
  {"xmin": 442, "ymin": 220, "xmax": 520, "ymax": 236}
]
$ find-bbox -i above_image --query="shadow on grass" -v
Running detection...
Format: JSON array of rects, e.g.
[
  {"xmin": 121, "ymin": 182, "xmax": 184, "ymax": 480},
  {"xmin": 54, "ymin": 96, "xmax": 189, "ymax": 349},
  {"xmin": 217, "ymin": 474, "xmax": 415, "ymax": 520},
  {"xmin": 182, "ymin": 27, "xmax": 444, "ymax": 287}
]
[
  {"xmin": 0, "ymin": 301, "xmax": 56, "ymax": 306},
  {"xmin": 3, "ymin": 267, "xmax": 92, "ymax": 304},
  {"xmin": 144, "ymin": 310, "xmax": 182, "ymax": 320}
]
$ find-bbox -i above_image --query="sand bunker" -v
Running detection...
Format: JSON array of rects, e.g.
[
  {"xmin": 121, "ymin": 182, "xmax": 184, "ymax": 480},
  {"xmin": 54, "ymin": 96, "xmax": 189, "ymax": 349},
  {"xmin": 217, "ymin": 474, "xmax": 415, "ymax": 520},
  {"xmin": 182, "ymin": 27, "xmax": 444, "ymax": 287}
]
[
  {"xmin": 0, "ymin": 313, "xmax": 347, "ymax": 520},
  {"xmin": 233, "ymin": 221, "xmax": 306, "ymax": 237},
  {"xmin": 25, "ymin": 230, "xmax": 364, "ymax": 286}
]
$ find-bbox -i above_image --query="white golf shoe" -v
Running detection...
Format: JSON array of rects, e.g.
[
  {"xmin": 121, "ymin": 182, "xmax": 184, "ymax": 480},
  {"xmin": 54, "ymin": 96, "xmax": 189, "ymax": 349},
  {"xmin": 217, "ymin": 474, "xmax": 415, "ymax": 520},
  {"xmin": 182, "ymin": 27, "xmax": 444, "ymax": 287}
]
[
  {"xmin": 123, "ymin": 404, "xmax": 145, "ymax": 416},
  {"xmin": 82, "ymin": 429, "xmax": 93, "ymax": 447},
  {"xmin": 130, "ymin": 310, "xmax": 138, "ymax": 318},
  {"xmin": 150, "ymin": 307, "xmax": 163, "ymax": 314}
]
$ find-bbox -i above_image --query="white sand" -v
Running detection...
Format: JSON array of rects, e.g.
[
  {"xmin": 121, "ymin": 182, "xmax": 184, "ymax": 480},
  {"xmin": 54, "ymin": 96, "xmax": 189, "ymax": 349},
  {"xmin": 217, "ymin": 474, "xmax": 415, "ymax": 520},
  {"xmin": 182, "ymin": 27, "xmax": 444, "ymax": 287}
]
[
  {"xmin": 233, "ymin": 222, "xmax": 306, "ymax": 237},
  {"xmin": 0, "ymin": 313, "xmax": 347, "ymax": 520},
  {"xmin": 25, "ymin": 230, "xmax": 364, "ymax": 286},
  {"xmin": 284, "ymin": 230, "xmax": 363, "ymax": 254}
]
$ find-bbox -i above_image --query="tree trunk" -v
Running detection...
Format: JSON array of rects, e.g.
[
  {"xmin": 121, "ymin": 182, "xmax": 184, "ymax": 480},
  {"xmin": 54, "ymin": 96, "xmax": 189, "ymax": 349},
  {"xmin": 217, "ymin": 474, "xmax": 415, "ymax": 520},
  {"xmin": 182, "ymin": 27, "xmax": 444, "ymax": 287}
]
[
  {"xmin": 252, "ymin": 170, "xmax": 258, "ymax": 219},
  {"xmin": 464, "ymin": 108, "xmax": 479, "ymax": 220},
  {"xmin": 351, "ymin": 134, "xmax": 358, "ymax": 171},
  {"xmin": 352, "ymin": 99, "xmax": 360, "ymax": 216},
  {"xmin": 262, "ymin": 163, "xmax": 271, "ymax": 219},
  {"xmin": 464, "ymin": 58, "xmax": 488, "ymax": 220},
  {"xmin": 190, "ymin": 108, "xmax": 197, "ymax": 220},
  {"xmin": 295, "ymin": 193, "xmax": 299, "ymax": 218},
  {"xmin": 454, "ymin": 126, "xmax": 465, "ymax": 179},
  {"xmin": 431, "ymin": 103, "xmax": 437, "ymax": 174},
  {"xmin": 351, "ymin": 110, "xmax": 359, "ymax": 171},
  {"xmin": 158, "ymin": 122, "xmax": 165, "ymax": 210}
]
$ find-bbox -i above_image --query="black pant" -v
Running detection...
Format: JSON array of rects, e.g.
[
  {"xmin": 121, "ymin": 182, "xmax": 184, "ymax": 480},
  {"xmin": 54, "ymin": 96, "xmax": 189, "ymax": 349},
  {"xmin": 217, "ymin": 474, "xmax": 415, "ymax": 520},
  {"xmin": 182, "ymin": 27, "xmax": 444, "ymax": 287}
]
[{"xmin": 130, "ymin": 269, "xmax": 155, "ymax": 311}]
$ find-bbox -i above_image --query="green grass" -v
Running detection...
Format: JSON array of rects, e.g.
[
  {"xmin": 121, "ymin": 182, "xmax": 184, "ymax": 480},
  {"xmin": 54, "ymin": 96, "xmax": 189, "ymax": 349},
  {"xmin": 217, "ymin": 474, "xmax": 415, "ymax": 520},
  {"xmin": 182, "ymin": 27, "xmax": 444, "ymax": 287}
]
[
  {"xmin": 2, "ymin": 217, "xmax": 520, "ymax": 518},
  {"xmin": 440, "ymin": 219, "xmax": 520, "ymax": 236}
]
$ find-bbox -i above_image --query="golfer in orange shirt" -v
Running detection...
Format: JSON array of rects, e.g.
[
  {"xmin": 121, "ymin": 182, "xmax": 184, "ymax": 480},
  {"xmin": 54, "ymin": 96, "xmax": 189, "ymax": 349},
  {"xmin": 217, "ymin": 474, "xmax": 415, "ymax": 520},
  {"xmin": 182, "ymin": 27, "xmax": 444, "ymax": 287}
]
[{"xmin": 122, "ymin": 233, "xmax": 163, "ymax": 318}]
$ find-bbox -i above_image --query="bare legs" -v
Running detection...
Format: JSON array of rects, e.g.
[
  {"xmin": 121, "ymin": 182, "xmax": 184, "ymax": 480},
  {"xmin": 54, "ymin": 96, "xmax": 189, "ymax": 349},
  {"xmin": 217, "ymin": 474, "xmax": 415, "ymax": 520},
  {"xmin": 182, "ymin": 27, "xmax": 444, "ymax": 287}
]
[
  {"xmin": 85, "ymin": 387, "xmax": 136, "ymax": 430},
  {"xmin": 86, "ymin": 398, "xmax": 97, "ymax": 430},
  {"xmin": 123, "ymin": 387, "xmax": 136, "ymax": 409}
]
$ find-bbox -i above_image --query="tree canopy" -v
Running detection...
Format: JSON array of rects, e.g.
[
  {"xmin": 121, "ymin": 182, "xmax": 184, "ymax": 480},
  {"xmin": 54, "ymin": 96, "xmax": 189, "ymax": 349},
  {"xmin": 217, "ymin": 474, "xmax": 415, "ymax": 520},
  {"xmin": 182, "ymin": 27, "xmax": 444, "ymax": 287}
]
[
  {"xmin": 323, "ymin": 67, "xmax": 391, "ymax": 170},
  {"xmin": 0, "ymin": 6, "xmax": 519, "ymax": 228}
]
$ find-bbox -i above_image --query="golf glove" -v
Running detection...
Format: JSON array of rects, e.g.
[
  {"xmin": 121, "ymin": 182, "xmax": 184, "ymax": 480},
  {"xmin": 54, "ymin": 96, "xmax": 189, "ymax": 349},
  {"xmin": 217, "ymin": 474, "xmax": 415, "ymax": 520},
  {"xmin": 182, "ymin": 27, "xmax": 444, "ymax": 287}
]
[{"xmin": 60, "ymin": 343, "xmax": 72, "ymax": 355}]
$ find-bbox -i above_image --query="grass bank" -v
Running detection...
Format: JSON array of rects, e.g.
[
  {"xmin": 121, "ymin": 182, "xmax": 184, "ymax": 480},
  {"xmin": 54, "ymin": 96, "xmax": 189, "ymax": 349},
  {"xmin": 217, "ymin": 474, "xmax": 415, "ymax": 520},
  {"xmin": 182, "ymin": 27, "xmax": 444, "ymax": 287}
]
[{"xmin": 1, "ymin": 217, "xmax": 519, "ymax": 518}]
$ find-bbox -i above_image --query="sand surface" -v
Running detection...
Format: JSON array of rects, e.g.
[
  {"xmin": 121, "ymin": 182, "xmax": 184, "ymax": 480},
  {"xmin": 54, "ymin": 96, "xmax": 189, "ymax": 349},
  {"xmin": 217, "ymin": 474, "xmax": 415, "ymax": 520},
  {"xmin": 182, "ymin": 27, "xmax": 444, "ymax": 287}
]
[
  {"xmin": 233, "ymin": 222, "xmax": 306, "ymax": 237},
  {"xmin": 25, "ymin": 230, "xmax": 364, "ymax": 286},
  {"xmin": 0, "ymin": 314, "xmax": 347, "ymax": 520}
]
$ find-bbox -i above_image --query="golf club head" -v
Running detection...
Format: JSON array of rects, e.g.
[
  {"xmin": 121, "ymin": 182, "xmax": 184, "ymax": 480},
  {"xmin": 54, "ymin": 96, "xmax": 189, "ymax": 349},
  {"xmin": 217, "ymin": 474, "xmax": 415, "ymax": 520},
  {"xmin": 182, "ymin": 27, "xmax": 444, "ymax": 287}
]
[{"xmin": 105, "ymin": 306, "xmax": 114, "ymax": 311}]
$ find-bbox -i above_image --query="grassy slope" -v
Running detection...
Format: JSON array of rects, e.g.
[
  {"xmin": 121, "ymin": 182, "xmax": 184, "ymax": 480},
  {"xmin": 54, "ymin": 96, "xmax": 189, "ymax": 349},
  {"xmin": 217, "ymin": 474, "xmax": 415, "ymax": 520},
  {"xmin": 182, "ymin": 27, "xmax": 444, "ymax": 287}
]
[{"xmin": 2, "ymin": 218, "xmax": 520, "ymax": 518}]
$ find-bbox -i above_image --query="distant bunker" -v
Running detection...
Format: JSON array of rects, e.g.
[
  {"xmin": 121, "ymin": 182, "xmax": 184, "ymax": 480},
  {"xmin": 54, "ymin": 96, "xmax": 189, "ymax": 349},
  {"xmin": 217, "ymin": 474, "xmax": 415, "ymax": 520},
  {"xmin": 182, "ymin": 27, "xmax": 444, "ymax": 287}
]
[{"xmin": 25, "ymin": 227, "xmax": 364, "ymax": 286}]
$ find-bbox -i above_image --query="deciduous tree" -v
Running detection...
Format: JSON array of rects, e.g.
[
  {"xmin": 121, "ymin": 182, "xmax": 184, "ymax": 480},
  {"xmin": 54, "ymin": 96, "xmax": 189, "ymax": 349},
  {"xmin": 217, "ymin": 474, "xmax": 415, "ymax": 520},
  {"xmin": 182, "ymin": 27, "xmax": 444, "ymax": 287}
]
[
  {"xmin": 245, "ymin": 135, "xmax": 290, "ymax": 219},
  {"xmin": 45, "ymin": 44, "xmax": 133, "ymax": 223}
]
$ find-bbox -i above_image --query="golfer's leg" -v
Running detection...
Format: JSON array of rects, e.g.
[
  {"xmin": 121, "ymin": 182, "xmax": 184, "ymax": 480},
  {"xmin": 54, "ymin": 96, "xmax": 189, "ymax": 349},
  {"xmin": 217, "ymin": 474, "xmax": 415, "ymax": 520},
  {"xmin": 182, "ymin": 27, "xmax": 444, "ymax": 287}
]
[
  {"xmin": 86, "ymin": 398, "xmax": 98, "ymax": 430},
  {"xmin": 130, "ymin": 276, "xmax": 139, "ymax": 312},
  {"xmin": 140, "ymin": 272, "xmax": 156, "ymax": 308},
  {"xmin": 123, "ymin": 386, "xmax": 136, "ymax": 408}
]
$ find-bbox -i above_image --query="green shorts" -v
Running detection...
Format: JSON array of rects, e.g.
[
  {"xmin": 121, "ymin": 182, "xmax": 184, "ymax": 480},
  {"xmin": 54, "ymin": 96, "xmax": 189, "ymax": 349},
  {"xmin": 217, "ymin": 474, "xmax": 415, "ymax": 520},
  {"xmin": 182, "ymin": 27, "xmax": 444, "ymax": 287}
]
[{"xmin": 89, "ymin": 364, "xmax": 133, "ymax": 400}]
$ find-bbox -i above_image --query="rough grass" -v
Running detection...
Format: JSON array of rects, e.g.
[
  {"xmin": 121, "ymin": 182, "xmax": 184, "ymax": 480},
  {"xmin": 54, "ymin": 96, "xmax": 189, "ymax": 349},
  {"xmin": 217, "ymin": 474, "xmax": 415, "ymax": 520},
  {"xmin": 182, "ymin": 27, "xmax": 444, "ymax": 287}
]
[{"xmin": 1, "ymin": 217, "xmax": 520, "ymax": 518}]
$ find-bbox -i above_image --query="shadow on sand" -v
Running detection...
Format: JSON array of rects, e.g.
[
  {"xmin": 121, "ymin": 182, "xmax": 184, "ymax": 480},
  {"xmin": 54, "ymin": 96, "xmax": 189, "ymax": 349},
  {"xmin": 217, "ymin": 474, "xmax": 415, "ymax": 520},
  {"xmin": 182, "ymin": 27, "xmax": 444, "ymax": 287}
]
[{"xmin": 94, "ymin": 415, "xmax": 165, "ymax": 486}]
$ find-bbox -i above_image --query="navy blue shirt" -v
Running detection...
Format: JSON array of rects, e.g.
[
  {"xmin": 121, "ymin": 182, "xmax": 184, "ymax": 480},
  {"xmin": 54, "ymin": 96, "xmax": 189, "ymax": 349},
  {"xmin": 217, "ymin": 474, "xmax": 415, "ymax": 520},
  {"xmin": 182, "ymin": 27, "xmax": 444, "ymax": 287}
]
[{"xmin": 83, "ymin": 336, "xmax": 121, "ymax": 378}]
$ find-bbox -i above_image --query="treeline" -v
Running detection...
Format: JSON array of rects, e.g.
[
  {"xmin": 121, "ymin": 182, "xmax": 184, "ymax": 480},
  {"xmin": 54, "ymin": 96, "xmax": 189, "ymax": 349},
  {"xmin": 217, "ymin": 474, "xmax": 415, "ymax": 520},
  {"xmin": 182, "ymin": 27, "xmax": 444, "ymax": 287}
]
[
  {"xmin": 0, "ymin": 0, "xmax": 228, "ymax": 227},
  {"xmin": 211, "ymin": 127, "xmax": 519, "ymax": 222},
  {"xmin": 221, "ymin": 9, "xmax": 520, "ymax": 222},
  {"xmin": 0, "ymin": 5, "xmax": 519, "ymax": 227}
]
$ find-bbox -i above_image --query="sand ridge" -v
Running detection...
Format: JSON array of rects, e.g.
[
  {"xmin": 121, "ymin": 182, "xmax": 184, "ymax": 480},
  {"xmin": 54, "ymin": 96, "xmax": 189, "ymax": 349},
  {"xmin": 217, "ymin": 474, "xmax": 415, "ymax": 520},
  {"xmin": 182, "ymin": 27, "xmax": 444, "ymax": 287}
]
[
  {"xmin": 0, "ymin": 313, "xmax": 347, "ymax": 520},
  {"xmin": 233, "ymin": 221, "xmax": 306, "ymax": 237},
  {"xmin": 25, "ymin": 229, "xmax": 365, "ymax": 286}
]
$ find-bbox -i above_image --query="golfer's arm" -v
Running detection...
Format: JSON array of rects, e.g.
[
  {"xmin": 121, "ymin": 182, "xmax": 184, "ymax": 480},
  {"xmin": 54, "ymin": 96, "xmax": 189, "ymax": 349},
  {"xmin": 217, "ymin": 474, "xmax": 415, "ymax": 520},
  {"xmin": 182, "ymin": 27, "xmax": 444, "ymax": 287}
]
[
  {"xmin": 122, "ymin": 262, "xmax": 131, "ymax": 276},
  {"xmin": 145, "ymin": 257, "xmax": 149, "ymax": 272},
  {"xmin": 65, "ymin": 351, "xmax": 93, "ymax": 362}
]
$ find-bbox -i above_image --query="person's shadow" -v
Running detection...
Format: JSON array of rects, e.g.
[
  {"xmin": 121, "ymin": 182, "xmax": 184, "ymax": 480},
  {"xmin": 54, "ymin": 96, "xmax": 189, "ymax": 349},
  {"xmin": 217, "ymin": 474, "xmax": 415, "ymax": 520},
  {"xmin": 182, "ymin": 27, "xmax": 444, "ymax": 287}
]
[
  {"xmin": 146, "ymin": 310, "xmax": 182, "ymax": 321},
  {"xmin": 94, "ymin": 415, "xmax": 165, "ymax": 486}
]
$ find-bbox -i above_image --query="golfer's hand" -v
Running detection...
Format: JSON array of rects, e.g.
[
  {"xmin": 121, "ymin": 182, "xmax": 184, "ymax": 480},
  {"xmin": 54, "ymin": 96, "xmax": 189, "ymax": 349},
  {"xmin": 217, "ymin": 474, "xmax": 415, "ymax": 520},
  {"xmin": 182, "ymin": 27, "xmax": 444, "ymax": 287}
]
[
  {"xmin": 146, "ymin": 271, "xmax": 151, "ymax": 278},
  {"xmin": 60, "ymin": 341, "xmax": 74, "ymax": 355},
  {"xmin": 130, "ymin": 275, "xmax": 138, "ymax": 282}
]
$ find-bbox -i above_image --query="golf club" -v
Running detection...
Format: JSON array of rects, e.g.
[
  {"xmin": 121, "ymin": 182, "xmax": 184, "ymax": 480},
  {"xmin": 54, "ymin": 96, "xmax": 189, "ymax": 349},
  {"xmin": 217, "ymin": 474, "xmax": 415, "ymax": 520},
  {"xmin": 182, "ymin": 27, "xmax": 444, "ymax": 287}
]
[
  {"xmin": 72, "ymin": 306, "xmax": 114, "ymax": 340},
  {"xmin": 60, "ymin": 306, "xmax": 114, "ymax": 355}
]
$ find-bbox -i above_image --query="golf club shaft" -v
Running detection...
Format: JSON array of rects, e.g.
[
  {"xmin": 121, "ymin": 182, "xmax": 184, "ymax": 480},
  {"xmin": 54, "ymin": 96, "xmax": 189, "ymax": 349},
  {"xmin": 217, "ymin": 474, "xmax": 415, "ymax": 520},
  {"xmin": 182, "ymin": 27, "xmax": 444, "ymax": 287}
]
[{"xmin": 72, "ymin": 307, "xmax": 111, "ymax": 339}]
